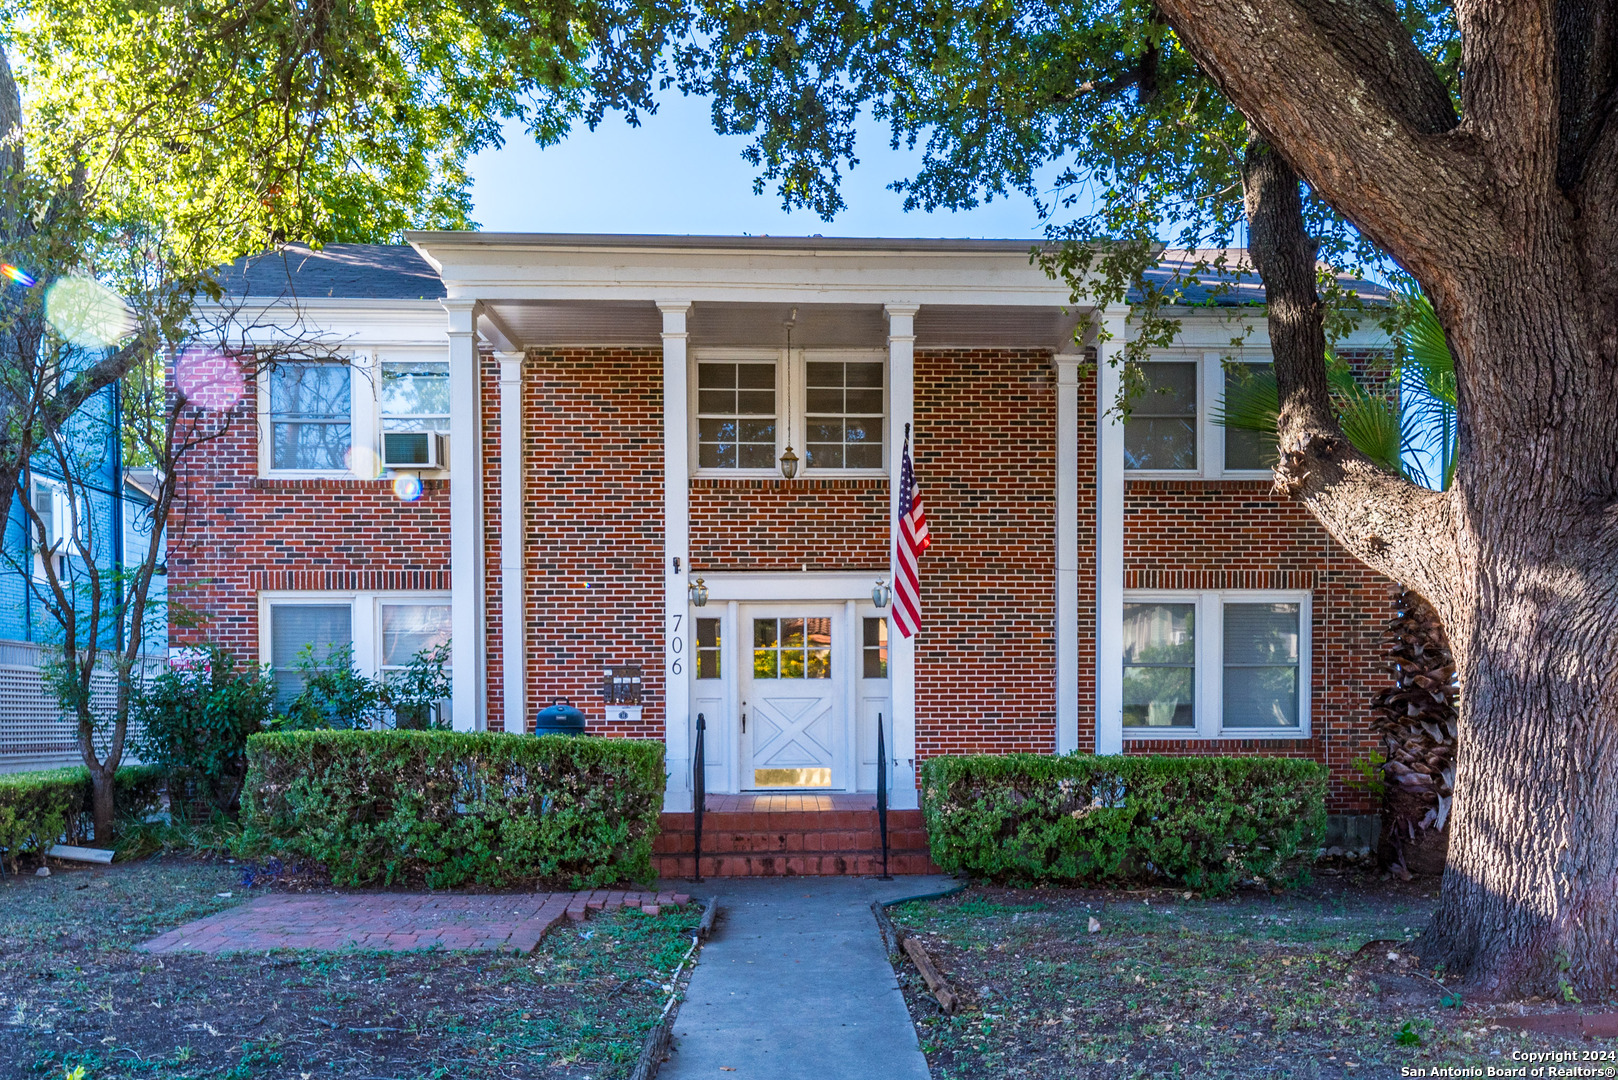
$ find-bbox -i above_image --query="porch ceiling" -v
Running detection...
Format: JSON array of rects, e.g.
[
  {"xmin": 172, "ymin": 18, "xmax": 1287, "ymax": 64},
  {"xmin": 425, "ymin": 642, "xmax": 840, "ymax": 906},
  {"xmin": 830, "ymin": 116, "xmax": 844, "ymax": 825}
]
[{"xmin": 478, "ymin": 300, "xmax": 1089, "ymax": 353}]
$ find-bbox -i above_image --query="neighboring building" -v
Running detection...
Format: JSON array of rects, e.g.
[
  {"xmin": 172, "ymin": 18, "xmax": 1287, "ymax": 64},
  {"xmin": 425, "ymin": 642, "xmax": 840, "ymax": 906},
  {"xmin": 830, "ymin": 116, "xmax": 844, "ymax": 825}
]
[
  {"xmin": 168, "ymin": 236, "xmax": 1394, "ymax": 872},
  {"xmin": 0, "ymin": 383, "xmax": 168, "ymax": 773}
]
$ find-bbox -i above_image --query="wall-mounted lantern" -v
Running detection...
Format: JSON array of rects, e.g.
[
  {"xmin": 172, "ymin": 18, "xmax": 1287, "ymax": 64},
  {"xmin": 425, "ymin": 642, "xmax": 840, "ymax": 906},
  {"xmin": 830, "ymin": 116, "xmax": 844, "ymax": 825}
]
[
  {"xmin": 872, "ymin": 579, "xmax": 891, "ymax": 608},
  {"xmin": 689, "ymin": 577, "xmax": 709, "ymax": 607}
]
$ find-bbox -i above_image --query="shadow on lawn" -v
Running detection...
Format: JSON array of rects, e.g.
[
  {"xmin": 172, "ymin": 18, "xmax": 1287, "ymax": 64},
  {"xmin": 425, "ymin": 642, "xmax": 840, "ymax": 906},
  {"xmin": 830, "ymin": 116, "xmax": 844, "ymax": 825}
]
[
  {"xmin": 0, "ymin": 855, "xmax": 697, "ymax": 1080},
  {"xmin": 887, "ymin": 876, "xmax": 1617, "ymax": 1080}
]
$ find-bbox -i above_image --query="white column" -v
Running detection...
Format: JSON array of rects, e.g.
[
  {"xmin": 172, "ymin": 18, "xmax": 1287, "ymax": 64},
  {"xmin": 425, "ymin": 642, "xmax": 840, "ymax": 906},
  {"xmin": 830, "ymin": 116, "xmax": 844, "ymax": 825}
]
[
  {"xmin": 498, "ymin": 350, "xmax": 526, "ymax": 734},
  {"xmin": 445, "ymin": 299, "xmax": 485, "ymax": 732},
  {"xmin": 886, "ymin": 304, "xmax": 919, "ymax": 809},
  {"xmin": 1095, "ymin": 306, "xmax": 1131, "ymax": 755},
  {"xmin": 1054, "ymin": 353, "xmax": 1083, "ymax": 754},
  {"xmin": 660, "ymin": 301, "xmax": 693, "ymax": 812}
]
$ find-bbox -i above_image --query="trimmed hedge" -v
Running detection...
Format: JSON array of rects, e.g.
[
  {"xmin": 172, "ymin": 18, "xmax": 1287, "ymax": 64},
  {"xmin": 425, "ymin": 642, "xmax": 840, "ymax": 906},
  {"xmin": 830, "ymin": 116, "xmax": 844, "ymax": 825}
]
[
  {"xmin": 0, "ymin": 765, "xmax": 166, "ymax": 870},
  {"xmin": 921, "ymin": 754, "xmax": 1327, "ymax": 893},
  {"xmin": 240, "ymin": 730, "xmax": 665, "ymax": 890}
]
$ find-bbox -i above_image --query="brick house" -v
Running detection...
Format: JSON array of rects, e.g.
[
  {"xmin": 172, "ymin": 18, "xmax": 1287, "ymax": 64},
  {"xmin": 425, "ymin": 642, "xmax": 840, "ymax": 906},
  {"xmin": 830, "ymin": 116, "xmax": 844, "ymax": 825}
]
[{"xmin": 169, "ymin": 235, "xmax": 1392, "ymax": 874}]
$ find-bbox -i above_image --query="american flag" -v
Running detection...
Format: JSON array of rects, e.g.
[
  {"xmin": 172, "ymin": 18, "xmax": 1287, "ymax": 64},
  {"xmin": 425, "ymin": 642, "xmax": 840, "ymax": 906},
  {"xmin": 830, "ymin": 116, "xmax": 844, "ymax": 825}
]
[{"xmin": 894, "ymin": 431, "xmax": 930, "ymax": 638}]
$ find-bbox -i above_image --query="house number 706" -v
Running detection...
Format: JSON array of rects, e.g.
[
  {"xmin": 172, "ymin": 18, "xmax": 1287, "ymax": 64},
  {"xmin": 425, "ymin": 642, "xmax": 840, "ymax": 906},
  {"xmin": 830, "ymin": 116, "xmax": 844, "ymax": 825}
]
[{"xmin": 669, "ymin": 614, "xmax": 683, "ymax": 676}]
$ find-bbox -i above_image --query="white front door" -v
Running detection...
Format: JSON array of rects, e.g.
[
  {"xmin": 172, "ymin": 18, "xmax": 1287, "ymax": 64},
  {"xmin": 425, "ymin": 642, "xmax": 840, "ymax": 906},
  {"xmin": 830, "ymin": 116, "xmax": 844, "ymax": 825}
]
[{"xmin": 741, "ymin": 606, "xmax": 844, "ymax": 789}]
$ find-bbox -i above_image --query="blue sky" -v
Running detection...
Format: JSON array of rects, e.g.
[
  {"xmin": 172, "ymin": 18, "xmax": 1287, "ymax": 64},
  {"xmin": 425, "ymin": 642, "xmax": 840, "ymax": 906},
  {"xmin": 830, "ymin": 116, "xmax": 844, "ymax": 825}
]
[{"xmin": 468, "ymin": 92, "xmax": 1051, "ymax": 240}]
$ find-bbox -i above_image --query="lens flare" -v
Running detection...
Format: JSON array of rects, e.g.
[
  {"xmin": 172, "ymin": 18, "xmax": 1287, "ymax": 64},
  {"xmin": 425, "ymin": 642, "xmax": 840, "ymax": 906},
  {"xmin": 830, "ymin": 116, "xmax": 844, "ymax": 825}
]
[
  {"xmin": 45, "ymin": 275, "xmax": 135, "ymax": 348},
  {"xmin": 175, "ymin": 347, "xmax": 247, "ymax": 411},
  {"xmin": 393, "ymin": 473, "xmax": 423, "ymax": 502},
  {"xmin": 347, "ymin": 444, "xmax": 384, "ymax": 480},
  {"xmin": 1, "ymin": 264, "xmax": 36, "ymax": 287}
]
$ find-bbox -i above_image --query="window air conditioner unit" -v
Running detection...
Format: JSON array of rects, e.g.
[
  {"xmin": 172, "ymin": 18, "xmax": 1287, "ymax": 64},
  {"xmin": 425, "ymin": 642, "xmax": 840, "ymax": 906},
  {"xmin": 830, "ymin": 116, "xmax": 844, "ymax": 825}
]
[{"xmin": 382, "ymin": 431, "xmax": 445, "ymax": 470}]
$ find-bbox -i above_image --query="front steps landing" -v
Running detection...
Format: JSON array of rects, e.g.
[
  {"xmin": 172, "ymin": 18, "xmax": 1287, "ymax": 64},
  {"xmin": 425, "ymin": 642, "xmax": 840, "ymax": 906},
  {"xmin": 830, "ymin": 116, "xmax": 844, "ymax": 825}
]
[{"xmin": 654, "ymin": 794, "xmax": 940, "ymax": 877}]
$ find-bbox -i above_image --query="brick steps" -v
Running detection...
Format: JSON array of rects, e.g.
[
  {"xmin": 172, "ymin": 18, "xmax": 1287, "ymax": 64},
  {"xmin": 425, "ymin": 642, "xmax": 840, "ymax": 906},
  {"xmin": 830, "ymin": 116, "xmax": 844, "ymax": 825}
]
[{"xmin": 654, "ymin": 808, "xmax": 939, "ymax": 877}]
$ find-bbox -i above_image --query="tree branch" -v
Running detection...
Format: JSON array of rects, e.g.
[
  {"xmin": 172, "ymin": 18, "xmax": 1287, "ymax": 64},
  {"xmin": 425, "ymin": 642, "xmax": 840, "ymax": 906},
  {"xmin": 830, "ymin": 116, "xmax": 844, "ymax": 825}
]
[
  {"xmin": 1242, "ymin": 132, "xmax": 1461, "ymax": 607},
  {"xmin": 1153, "ymin": 0, "xmax": 1493, "ymax": 284}
]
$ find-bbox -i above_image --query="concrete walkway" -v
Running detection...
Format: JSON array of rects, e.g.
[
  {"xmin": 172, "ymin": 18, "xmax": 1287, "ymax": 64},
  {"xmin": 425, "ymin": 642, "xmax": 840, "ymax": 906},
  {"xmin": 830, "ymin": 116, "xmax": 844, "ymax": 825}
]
[{"xmin": 663, "ymin": 876, "xmax": 955, "ymax": 1080}]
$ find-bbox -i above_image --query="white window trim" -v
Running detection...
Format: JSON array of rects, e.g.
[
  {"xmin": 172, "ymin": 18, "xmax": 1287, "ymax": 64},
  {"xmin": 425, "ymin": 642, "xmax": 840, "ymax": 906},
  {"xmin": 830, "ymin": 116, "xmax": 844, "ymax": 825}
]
[
  {"xmin": 1122, "ymin": 588, "xmax": 1311, "ymax": 740},
  {"xmin": 258, "ymin": 350, "xmax": 455, "ymax": 481},
  {"xmin": 257, "ymin": 356, "xmax": 363, "ymax": 480},
  {"xmin": 1124, "ymin": 350, "xmax": 1276, "ymax": 480},
  {"xmin": 689, "ymin": 347, "xmax": 888, "ymax": 479},
  {"xmin": 258, "ymin": 590, "xmax": 453, "ymax": 681}
]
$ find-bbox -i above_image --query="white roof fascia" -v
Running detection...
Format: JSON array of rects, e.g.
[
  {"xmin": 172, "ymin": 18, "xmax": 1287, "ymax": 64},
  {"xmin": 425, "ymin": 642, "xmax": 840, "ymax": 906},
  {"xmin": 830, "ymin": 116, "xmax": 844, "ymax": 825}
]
[
  {"xmin": 193, "ymin": 298, "xmax": 451, "ymax": 352},
  {"xmin": 406, "ymin": 234, "xmax": 1089, "ymax": 308}
]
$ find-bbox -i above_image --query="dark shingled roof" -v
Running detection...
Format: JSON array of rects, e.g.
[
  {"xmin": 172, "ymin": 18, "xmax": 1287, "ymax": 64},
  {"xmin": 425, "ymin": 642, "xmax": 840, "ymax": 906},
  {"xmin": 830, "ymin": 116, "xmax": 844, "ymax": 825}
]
[
  {"xmin": 1134, "ymin": 248, "xmax": 1390, "ymax": 306},
  {"xmin": 217, "ymin": 244, "xmax": 444, "ymax": 301},
  {"xmin": 214, "ymin": 240, "xmax": 1387, "ymax": 306}
]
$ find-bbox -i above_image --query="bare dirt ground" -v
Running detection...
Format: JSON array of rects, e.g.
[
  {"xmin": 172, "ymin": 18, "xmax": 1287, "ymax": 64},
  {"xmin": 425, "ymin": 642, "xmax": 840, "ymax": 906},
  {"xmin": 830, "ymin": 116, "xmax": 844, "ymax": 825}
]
[
  {"xmin": 888, "ymin": 872, "xmax": 1618, "ymax": 1080},
  {"xmin": 0, "ymin": 855, "xmax": 698, "ymax": 1080}
]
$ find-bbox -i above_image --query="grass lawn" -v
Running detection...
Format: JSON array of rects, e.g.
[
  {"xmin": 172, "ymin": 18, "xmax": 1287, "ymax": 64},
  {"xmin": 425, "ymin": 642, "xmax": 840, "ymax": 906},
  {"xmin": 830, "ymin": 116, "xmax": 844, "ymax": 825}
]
[
  {"xmin": 0, "ymin": 855, "xmax": 698, "ymax": 1080},
  {"xmin": 888, "ymin": 877, "xmax": 1618, "ymax": 1080}
]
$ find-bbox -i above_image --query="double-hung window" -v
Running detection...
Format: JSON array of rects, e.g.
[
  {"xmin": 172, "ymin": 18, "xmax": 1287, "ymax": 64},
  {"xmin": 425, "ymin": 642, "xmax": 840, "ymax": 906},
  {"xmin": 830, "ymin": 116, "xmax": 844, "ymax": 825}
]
[
  {"xmin": 267, "ymin": 363, "xmax": 351, "ymax": 471},
  {"xmin": 263, "ymin": 593, "xmax": 452, "ymax": 718},
  {"xmin": 1123, "ymin": 352, "xmax": 1286, "ymax": 478},
  {"xmin": 805, "ymin": 359, "xmax": 885, "ymax": 469},
  {"xmin": 1123, "ymin": 591, "xmax": 1309, "ymax": 738},
  {"xmin": 697, "ymin": 358, "xmax": 778, "ymax": 470},
  {"xmin": 1124, "ymin": 360, "xmax": 1198, "ymax": 471},
  {"xmin": 380, "ymin": 358, "xmax": 451, "ymax": 437},
  {"xmin": 1222, "ymin": 361, "xmax": 1280, "ymax": 472},
  {"xmin": 693, "ymin": 350, "xmax": 886, "ymax": 475}
]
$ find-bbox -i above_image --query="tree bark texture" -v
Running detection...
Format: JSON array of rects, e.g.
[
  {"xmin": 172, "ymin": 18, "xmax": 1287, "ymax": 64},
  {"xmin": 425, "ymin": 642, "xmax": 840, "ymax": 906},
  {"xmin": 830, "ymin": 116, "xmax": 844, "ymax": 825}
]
[{"xmin": 1165, "ymin": 0, "xmax": 1618, "ymax": 996}]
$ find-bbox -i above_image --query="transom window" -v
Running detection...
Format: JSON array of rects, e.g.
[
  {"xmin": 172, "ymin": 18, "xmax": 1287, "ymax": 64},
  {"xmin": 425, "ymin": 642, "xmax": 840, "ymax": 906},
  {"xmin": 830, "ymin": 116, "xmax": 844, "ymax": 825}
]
[
  {"xmin": 268, "ymin": 363, "xmax": 350, "ymax": 470},
  {"xmin": 1123, "ymin": 592, "xmax": 1309, "ymax": 737},
  {"xmin": 1124, "ymin": 361, "xmax": 1198, "ymax": 471},
  {"xmin": 697, "ymin": 360, "xmax": 777, "ymax": 469},
  {"xmin": 753, "ymin": 617, "xmax": 832, "ymax": 679},
  {"xmin": 806, "ymin": 360, "xmax": 884, "ymax": 469},
  {"xmin": 381, "ymin": 359, "xmax": 451, "ymax": 434}
]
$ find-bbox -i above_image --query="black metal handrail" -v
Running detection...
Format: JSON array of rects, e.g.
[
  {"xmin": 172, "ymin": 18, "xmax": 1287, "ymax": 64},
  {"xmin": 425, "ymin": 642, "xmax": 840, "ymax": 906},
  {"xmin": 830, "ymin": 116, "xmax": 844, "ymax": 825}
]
[
  {"xmin": 877, "ymin": 711, "xmax": 892, "ymax": 880},
  {"xmin": 691, "ymin": 712, "xmax": 706, "ymax": 883}
]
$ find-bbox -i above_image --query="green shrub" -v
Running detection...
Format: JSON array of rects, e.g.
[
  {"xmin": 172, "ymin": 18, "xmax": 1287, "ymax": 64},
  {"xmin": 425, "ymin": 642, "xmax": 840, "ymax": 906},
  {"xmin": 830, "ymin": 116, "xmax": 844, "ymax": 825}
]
[
  {"xmin": 240, "ymin": 730, "xmax": 665, "ymax": 889},
  {"xmin": 920, "ymin": 754, "xmax": 1327, "ymax": 894},
  {"xmin": 0, "ymin": 764, "xmax": 165, "ymax": 870},
  {"xmin": 275, "ymin": 642, "xmax": 452, "ymax": 731},
  {"xmin": 132, "ymin": 645, "xmax": 276, "ymax": 814}
]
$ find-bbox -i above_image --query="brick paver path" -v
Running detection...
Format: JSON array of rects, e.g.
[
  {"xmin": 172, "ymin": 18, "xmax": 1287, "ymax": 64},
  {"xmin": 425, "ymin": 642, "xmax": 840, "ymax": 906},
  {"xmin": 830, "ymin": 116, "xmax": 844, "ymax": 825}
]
[{"xmin": 137, "ymin": 888, "xmax": 690, "ymax": 956}]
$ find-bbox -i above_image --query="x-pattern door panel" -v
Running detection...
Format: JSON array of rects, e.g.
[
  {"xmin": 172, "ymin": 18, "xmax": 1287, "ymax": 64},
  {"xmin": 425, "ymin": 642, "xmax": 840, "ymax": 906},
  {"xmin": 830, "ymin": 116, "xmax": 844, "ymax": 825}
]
[{"xmin": 744, "ymin": 610, "xmax": 840, "ymax": 788}]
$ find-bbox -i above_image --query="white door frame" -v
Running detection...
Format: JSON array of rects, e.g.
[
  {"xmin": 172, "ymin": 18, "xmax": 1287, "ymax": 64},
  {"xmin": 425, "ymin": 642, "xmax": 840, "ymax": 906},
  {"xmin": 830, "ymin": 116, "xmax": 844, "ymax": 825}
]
[{"xmin": 690, "ymin": 572, "xmax": 894, "ymax": 794}]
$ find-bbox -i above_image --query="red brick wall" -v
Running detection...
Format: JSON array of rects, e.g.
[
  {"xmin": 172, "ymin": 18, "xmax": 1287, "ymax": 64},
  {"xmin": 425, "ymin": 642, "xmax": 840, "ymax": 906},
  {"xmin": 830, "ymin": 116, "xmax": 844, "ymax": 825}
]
[
  {"xmin": 690, "ymin": 478, "xmax": 888, "ymax": 572},
  {"xmin": 165, "ymin": 384, "xmax": 452, "ymax": 661},
  {"xmin": 912, "ymin": 349, "xmax": 1077, "ymax": 763},
  {"xmin": 516, "ymin": 348, "xmax": 664, "ymax": 739},
  {"xmin": 1123, "ymin": 479, "xmax": 1388, "ymax": 812}
]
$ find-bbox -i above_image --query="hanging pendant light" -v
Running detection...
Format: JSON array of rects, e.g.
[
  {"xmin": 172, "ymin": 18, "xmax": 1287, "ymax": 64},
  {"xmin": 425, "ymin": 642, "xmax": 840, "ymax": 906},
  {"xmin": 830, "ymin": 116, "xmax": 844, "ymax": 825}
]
[{"xmin": 781, "ymin": 308, "xmax": 799, "ymax": 479}]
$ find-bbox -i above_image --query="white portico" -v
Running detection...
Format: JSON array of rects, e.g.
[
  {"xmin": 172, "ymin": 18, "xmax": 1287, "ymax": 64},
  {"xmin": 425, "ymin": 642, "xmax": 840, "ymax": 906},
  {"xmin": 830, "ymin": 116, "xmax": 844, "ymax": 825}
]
[{"xmin": 406, "ymin": 233, "xmax": 1101, "ymax": 812}]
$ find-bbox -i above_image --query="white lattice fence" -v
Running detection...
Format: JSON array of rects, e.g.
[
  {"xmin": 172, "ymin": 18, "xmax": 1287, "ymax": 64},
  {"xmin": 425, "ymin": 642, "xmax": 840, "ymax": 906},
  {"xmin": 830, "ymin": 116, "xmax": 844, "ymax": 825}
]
[{"xmin": 0, "ymin": 640, "xmax": 157, "ymax": 774}]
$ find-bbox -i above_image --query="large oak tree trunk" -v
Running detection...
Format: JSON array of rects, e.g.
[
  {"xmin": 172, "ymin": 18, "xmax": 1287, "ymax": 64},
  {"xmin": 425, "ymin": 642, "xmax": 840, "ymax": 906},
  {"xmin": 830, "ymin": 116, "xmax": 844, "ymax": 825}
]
[
  {"xmin": 1238, "ymin": 114, "xmax": 1618, "ymax": 995},
  {"xmin": 1159, "ymin": 0, "xmax": 1618, "ymax": 998}
]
